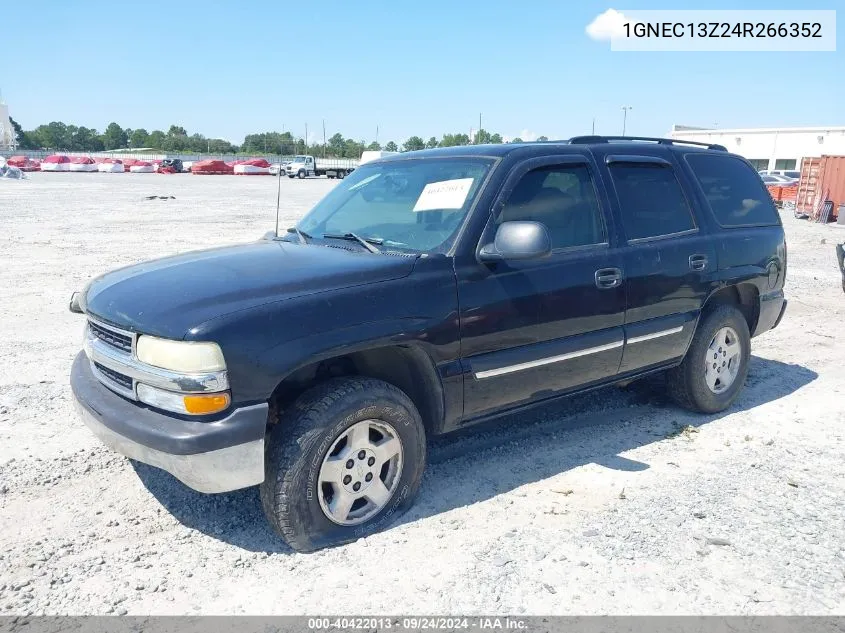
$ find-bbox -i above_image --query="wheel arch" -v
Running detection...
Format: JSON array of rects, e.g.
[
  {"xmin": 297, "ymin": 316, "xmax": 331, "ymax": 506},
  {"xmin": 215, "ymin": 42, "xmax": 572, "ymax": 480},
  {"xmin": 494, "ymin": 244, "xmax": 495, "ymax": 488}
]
[
  {"xmin": 701, "ymin": 282, "xmax": 760, "ymax": 335},
  {"xmin": 267, "ymin": 343, "xmax": 445, "ymax": 436}
]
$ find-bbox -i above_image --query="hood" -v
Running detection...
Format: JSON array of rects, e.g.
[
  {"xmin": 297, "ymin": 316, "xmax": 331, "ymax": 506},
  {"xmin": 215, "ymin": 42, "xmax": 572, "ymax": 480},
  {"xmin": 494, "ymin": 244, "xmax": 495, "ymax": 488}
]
[{"xmin": 83, "ymin": 240, "xmax": 417, "ymax": 339}]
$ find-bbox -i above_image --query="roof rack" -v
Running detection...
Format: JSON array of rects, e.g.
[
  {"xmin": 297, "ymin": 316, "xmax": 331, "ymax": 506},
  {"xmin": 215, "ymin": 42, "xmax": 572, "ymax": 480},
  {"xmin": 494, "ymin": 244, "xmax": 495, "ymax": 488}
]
[{"xmin": 565, "ymin": 135, "xmax": 728, "ymax": 152}]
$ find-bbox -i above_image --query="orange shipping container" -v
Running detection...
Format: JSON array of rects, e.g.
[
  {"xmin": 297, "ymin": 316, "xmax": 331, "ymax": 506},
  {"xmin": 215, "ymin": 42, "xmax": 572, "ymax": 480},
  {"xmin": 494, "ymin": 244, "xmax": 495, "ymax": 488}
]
[{"xmin": 795, "ymin": 155, "xmax": 845, "ymax": 219}]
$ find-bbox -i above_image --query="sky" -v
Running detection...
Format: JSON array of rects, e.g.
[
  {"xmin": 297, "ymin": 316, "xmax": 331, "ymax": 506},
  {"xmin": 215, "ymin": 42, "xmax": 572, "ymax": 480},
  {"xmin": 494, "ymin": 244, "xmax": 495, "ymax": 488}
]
[{"xmin": 3, "ymin": 0, "xmax": 843, "ymax": 145}]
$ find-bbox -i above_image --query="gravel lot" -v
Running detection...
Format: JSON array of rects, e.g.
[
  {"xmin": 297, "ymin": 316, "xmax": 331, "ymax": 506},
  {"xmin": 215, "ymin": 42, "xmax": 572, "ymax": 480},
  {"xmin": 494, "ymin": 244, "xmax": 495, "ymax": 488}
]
[{"xmin": 1, "ymin": 172, "xmax": 844, "ymax": 615}]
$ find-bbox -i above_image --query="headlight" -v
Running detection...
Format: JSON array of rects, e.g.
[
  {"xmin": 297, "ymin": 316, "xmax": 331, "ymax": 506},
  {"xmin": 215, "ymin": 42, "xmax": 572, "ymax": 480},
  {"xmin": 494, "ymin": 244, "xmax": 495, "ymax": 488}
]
[{"xmin": 136, "ymin": 335, "xmax": 226, "ymax": 373}]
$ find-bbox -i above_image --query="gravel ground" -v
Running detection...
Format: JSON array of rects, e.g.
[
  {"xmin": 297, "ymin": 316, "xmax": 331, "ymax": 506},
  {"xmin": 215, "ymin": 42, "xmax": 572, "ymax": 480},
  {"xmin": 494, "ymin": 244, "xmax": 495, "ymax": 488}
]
[{"xmin": 1, "ymin": 172, "xmax": 844, "ymax": 615}]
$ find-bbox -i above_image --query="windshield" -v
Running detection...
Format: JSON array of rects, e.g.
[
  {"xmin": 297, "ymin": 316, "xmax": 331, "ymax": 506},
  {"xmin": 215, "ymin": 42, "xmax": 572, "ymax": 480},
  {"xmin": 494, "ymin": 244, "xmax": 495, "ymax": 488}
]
[
  {"xmin": 293, "ymin": 155, "xmax": 309, "ymax": 162},
  {"xmin": 296, "ymin": 157, "xmax": 493, "ymax": 253}
]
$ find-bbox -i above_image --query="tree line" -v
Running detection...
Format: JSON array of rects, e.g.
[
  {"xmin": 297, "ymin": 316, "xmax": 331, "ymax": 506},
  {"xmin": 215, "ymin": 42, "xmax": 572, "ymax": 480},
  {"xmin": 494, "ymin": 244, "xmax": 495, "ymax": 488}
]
[{"xmin": 9, "ymin": 119, "xmax": 548, "ymax": 156}]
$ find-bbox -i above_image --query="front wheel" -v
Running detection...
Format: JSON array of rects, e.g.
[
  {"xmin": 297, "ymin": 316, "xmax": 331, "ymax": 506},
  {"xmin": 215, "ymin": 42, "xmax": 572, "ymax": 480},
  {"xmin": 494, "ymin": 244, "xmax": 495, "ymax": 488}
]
[
  {"xmin": 297, "ymin": 170, "xmax": 305, "ymax": 179},
  {"xmin": 260, "ymin": 377, "xmax": 427, "ymax": 552},
  {"xmin": 666, "ymin": 305, "xmax": 751, "ymax": 413}
]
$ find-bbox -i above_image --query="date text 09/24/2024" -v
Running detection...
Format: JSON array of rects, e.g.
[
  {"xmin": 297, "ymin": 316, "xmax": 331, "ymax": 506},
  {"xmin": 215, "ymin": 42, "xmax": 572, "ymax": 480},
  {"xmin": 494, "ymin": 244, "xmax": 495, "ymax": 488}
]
[{"xmin": 307, "ymin": 617, "xmax": 528, "ymax": 630}]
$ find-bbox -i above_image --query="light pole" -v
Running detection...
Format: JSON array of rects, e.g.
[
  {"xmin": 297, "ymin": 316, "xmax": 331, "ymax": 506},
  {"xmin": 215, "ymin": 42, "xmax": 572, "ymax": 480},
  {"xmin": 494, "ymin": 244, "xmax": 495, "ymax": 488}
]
[{"xmin": 621, "ymin": 106, "xmax": 633, "ymax": 136}]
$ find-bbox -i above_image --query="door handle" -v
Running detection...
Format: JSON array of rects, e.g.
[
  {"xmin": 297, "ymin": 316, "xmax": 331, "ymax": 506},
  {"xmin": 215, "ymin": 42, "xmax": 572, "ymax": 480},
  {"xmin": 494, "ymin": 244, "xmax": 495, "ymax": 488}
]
[
  {"xmin": 595, "ymin": 267, "xmax": 623, "ymax": 289},
  {"xmin": 689, "ymin": 254, "xmax": 708, "ymax": 271}
]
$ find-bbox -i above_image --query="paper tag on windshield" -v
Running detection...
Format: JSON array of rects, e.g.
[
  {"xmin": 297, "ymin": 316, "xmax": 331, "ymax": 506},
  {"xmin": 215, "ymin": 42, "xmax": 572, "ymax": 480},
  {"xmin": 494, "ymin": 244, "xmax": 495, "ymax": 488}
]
[{"xmin": 413, "ymin": 178, "xmax": 474, "ymax": 212}]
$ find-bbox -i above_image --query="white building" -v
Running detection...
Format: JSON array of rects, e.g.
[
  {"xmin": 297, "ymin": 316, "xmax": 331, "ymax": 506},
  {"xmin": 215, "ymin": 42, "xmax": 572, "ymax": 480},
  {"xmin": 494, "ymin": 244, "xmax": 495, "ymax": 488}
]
[
  {"xmin": 669, "ymin": 125, "xmax": 845, "ymax": 172},
  {"xmin": 0, "ymin": 94, "xmax": 15, "ymax": 151}
]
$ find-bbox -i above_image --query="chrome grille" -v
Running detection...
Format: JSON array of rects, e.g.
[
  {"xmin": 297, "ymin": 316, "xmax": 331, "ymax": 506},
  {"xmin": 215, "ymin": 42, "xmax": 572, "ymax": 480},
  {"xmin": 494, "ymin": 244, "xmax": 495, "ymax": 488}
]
[
  {"xmin": 93, "ymin": 362, "xmax": 133, "ymax": 392},
  {"xmin": 88, "ymin": 320, "xmax": 133, "ymax": 353}
]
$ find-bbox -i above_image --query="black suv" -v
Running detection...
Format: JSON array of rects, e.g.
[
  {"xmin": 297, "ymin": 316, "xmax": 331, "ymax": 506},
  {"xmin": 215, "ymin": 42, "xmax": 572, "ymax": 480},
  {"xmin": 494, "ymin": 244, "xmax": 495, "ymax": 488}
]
[{"xmin": 70, "ymin": 136, "xmax": 787, "ymax": 551}]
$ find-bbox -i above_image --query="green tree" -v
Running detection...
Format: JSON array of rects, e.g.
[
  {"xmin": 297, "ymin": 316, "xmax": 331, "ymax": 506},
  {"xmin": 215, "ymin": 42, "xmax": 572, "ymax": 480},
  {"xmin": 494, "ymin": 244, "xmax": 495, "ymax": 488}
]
[
  {"xmin": 31, "ymin": 122, "xmax": 70, "ymax": 149},
  {"xmin": 384, "ymin": 141, "xmax": 398, "ymax": 152},
  {"xmin": 403, "ymin": 136, "xmax": 425, "ymax": 152},
  {"xmin": 327, "ymin": 132, "xmax": 345, "ymax": 156},
  {"xmin": 489, "ymin": 133, "xmax": 503, "ymax": 144},
  {"xmin": 71, "ymin": 126, "xmax": 99, "ymax": 151},
  {"xmin": 101, "ymin": 122, "xmax": 127, "ymax": 150},
  {"xmin": 130, "ymin": 128, "xmax": 150, "ymax": 148},
  {"xmin": 167, "ymin": 125, "xmax": 187, "ymax": 137},
  {"xmin": 440, "ymin": 133, "xmax": 470, "ymax": 147},
  {"xmin": 510, "ymin": 137, "xmax": 524, "ymax": 143},
  {"xmin": 9, "ymin": 117, "xmax": 36, "ymax": 149},
  {"xmin": 473, "ymin": 129, "xmax": 492, "ymax": 144},
  {"xmin": 147, "ymin": 130, "xmax": 166, "ymax": 149},
  {"xmin": 537, "ymin": 135, "xmax": 548, "ymax": 142},
  {"xmin": 425, "ymin": 136, "xmax": 439, "ymax": 149},
  {"xmin": 366, "ymin": 141, "xmax": 382, "ymax": 151}
]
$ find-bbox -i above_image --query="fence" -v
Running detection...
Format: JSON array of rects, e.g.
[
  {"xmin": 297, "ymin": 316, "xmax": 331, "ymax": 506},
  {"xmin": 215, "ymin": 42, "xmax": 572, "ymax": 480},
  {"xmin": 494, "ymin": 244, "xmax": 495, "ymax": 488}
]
[{"xmin": 0, "ymin": 150, "xmax": 360, "ymax": 167}]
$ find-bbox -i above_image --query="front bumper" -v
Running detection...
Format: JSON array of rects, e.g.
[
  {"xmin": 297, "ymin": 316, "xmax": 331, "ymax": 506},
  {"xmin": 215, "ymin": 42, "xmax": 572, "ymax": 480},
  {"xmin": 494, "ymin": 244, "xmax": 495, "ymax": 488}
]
[{"xmin": 71, "ymin": 352, "xmax": 268, "ymax": 493}]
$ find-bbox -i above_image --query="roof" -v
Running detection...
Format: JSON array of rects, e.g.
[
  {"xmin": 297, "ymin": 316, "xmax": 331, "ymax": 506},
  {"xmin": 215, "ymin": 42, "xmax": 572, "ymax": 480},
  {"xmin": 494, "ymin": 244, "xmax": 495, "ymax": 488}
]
[{"xmin": 380, "ymin": 137, "xmax": 727, "ymax": 161}]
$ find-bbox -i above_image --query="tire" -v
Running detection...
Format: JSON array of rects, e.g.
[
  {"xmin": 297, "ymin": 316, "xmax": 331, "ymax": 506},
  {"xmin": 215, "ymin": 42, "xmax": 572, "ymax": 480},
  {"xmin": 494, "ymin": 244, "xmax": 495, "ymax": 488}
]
[
  {"xmin": 297, "ymin": 170, "xmax": 305, "ymax": 179},
  {"xmin": 666, "ymin": 304, "xmax": 751, "ymax": 414},
  {"xmin": 260, "ymin": 376, "xmax": 427, "ymax": 552},
  {"xmin": 288, "ymin": 175, "xmax": 295, "ymax": 179},
  {"xmin": 337, "ymin": 170, "xmax": 345, "ymax": 180}
]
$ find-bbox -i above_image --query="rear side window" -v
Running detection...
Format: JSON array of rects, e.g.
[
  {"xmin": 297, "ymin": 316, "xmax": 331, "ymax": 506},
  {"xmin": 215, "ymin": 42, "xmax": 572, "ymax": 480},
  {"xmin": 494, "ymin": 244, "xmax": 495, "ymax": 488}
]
[
  {"xmin": 686, "ymin": 154, "xmax": 779, "ymax": 227},
  {"xmin": 608, "ymin": 164, "xmax": 696, "ymax": 241}
]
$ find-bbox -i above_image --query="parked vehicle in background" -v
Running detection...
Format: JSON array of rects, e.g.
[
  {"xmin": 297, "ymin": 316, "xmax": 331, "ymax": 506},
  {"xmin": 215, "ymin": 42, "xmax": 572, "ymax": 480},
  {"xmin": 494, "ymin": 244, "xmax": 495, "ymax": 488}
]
[
  {"xmin": 760, "ymin": 169, "xmax": 801, "ymax": 180},
  {"xmin": 285, "ymin": 155, "xmax": 357, "ymax": 179},
  {"xmin": 359, "ymin": 150, "xmax": 400, "ymax": 165},
  {"xmin": 70, "ymin": 136, "xmax": 787, "ymax": 552},
  {"xmin": 269, "ymin": 160, "xmax": 291, "ymax": 176},
  {"xmin": 159, "ymin": 158, "xmax": 185, "ymax": 173},
  {"xmin": 761, "ymin": 174, "xmax": 797, "ymax": 185},
  {"xmin": 836, "ymin": 243, "xmax": 845, "ymax": 292}
]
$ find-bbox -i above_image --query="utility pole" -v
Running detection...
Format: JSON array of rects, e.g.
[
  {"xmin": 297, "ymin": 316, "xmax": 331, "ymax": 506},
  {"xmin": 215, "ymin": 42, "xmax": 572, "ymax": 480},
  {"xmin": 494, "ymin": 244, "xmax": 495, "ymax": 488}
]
[
  {"xmin": 376, "ymin": 125, "xmax": 379, "ymax": 146},
  {"xmin": 322, "ymin": 119, "xmax": 326, "ymax": 158},
  {"xmin": 621, "ymin": 106, "xmax": 633, "ymax": 136},
  {"xmin": 305, "ymin": 123, "xmax": 308, "ymax": 152},
  {"xmin": 479, "ymin": 113, "xmax": 482, "ymax": 143},
  {"xmin": 592, "ymin": 118, "xmax": 596, "ymax": 135}
]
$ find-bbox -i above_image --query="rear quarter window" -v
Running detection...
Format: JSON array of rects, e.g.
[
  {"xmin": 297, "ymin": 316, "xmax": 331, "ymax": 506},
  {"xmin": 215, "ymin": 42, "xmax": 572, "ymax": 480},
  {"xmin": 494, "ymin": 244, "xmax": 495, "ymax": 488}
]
[{"xmin": 686, "ymin": 154, "xmax": 779, "ymax": 227}]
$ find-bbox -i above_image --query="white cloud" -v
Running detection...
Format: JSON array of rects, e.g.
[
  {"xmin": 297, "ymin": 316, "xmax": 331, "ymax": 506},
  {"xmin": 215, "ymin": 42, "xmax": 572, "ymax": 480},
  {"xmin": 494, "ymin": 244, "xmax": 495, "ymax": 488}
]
[
  {"xmin": 503, "ymin": 129, "xmax": 539, "ymax": 143},
  {"xmin": 585, "ymin": 8, "xmax": 632, "ymax": 41}
]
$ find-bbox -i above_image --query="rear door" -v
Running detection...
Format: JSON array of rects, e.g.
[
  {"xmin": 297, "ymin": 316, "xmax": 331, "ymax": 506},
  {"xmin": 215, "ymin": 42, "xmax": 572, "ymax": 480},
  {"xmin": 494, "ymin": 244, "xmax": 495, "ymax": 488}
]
[
  {"xmin": 457, "ymin": 155, "xmax": 626, "ymax": 420},
  {"xmin": 596, "ymin": 151, "xmax": 718, "ymax": 374}
]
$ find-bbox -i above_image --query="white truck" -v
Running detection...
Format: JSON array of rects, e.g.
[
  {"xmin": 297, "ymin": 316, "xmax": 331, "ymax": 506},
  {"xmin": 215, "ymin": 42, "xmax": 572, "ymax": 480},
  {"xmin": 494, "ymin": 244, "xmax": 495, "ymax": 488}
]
[{"xmin": 285, "ymin": 155, "xmax": 358, "ymax": 179}]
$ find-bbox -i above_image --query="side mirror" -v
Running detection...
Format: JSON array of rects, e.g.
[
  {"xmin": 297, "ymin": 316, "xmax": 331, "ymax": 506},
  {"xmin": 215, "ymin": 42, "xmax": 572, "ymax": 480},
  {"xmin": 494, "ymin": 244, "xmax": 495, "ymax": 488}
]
[{"xmin": 478, "ymin": 221, "xmax": 552, "ymax": 263}]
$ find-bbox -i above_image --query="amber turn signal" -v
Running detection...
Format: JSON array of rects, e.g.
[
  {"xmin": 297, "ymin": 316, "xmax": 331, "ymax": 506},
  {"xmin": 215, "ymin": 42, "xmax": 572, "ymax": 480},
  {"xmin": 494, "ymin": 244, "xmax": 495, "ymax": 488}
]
[{"xmin": 183, "ymin": 392, "xmax": 231, "ymax": 415}]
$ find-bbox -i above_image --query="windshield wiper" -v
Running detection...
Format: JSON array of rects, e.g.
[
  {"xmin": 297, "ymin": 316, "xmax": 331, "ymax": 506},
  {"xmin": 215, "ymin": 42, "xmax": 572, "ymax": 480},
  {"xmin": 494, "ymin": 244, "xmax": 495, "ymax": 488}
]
[
  {"xmin": 322, "ymin": 232, "xmax": 382, "ymax": 253},
  {"xmin": 286, "ymin": 227, "xmax": 312, "ymax": 244}
]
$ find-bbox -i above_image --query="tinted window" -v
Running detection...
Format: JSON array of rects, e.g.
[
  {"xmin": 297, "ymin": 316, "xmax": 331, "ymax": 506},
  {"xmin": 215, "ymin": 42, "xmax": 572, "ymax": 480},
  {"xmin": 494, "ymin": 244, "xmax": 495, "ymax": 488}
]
[
  {"xmin": 496, "ymin": 164, "xmax": 606, "ymax": 249},
  {"xmin": 609, "ymin": 164, "xmax": 695, "ymax": 240},
  {"xmin": 774, "ymin": 159, "xmax": 796, "ymax": 170},
  {"xmin": 686, "ymin": 154, "xmax": 779, "ymax": 227},
  {"xmin": 748, "ymin": 159, "xmax": 768, "ymax": 171}
]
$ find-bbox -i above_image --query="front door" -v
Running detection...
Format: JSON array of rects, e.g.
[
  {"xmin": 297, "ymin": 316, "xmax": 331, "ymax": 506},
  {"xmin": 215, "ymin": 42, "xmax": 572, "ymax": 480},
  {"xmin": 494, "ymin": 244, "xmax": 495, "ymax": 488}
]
[{"xmin": 456, "ymin": 156, "xmax": 626, "ymax": 421}]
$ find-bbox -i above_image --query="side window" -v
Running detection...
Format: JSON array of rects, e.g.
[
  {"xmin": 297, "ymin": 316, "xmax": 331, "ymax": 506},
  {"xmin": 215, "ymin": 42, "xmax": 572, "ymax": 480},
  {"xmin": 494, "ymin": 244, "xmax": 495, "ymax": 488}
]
[
  {"xmin": 496, "ymin": 164, "xmax": 606, "ymax": 249},
  {"xmin": 608, "ymin": 163, "xmax": 696, "ymax": 241},
  {"xmin": 686, "ymin": 154, "xmax": 779, "ymax": 227}
]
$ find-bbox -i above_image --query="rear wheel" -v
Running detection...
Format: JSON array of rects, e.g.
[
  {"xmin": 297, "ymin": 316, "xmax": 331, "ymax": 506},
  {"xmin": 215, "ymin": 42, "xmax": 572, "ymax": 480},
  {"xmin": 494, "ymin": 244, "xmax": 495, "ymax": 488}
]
[
  {"xmin": 666, "ymin": 305, "xmax": 750, "ymax": 413},
  {"xmin": 337, "ymin": 170, "xmax": 345, "ymax": 180},
  {"xmin": 260, "ymin": 377, "xmax": 427, "ymax": 552}
]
